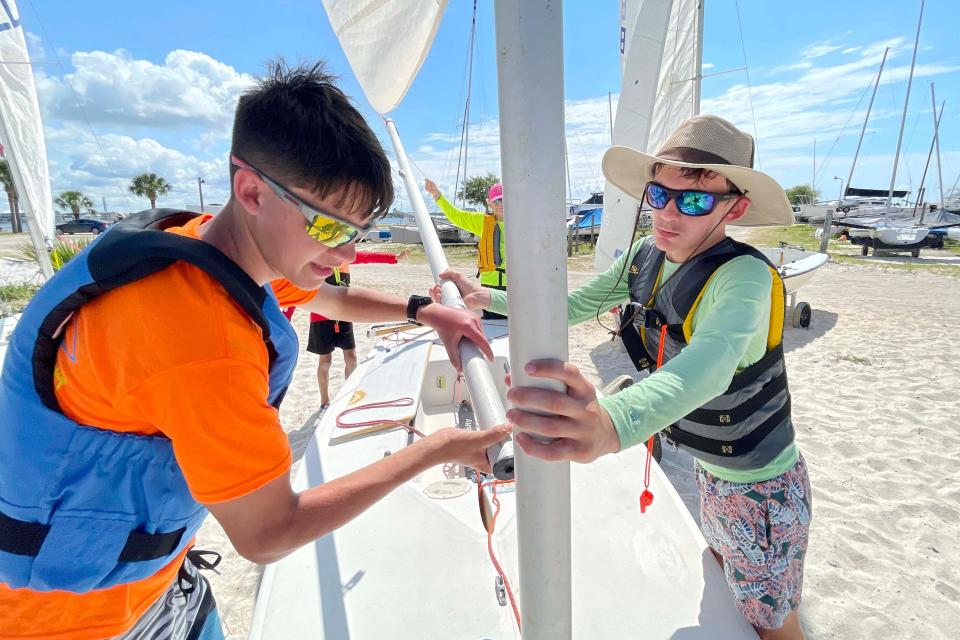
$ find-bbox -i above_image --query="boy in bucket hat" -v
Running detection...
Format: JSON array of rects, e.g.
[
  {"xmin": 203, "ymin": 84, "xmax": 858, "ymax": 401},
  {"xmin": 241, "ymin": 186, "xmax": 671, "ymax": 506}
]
[{"xmin": 437, "ymin": 115, "xmax": 811, "ymax": 639}]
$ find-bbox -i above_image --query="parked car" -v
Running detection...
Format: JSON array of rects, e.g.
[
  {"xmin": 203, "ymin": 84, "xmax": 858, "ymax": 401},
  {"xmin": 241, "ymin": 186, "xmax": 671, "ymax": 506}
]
[{"xmin": 55, "ymin": 218, "xmax": 110, "ymax": 235}]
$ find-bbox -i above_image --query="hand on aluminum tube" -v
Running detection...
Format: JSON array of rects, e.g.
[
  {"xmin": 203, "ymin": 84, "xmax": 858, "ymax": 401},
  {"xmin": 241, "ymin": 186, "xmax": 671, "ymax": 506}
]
[
  {"xmin": 416, "ymin": 303, "xmax": 493, "ymax": 372},
  {"xmin": 429, "ymin": 269, "xmax": 491, "ymax": 311},
  {"xmin": 505, "ymin": 361, "xmax": 622, "ymax": 464},
  {"xmin": 427, "ymin": 424, "xmax": 512, "ymax": 475}
]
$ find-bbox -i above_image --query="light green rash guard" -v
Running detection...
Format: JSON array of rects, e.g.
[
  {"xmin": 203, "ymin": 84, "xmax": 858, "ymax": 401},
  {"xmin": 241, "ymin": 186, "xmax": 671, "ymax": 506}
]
[{"xmin": 488, "ymin": 237, "xmax": 799, "ymax": 483}]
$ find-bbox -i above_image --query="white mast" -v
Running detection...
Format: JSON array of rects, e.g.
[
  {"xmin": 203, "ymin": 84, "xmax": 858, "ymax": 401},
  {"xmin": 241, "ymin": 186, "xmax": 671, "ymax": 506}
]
[
  {"xmin": 930, "ymin": 83, "xmax": 945, "ymax": 210},
  {"xmin": 693, "ymin": 0, "xmax": 704, "ymax": 113},
  {"xmin": 494, "ymin": 0, "xmax": 571, "ymax": 637},
  {"xmin": 886, "ymin": 0, "xmax": 924, "ymax": 209},
  {"xmin": 916, "ymin": 100, "xmax": 944, "ymax": 224},
  {"xmin": 845, "ymin": 47, "xmax": 889, "ymax": 204}
]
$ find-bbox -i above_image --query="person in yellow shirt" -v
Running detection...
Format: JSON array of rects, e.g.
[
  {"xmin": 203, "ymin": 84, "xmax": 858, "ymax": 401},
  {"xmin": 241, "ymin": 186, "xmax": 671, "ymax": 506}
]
[{"xmin": 424, "ymin": 178, "xmax": 506, "ymax": 319}]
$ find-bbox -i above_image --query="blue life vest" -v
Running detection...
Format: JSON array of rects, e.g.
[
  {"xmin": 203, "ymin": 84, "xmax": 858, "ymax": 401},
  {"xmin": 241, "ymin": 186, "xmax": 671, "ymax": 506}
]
[{"xmin": 0, "ymin": 209, "xmax": 298, "ymax": 593}]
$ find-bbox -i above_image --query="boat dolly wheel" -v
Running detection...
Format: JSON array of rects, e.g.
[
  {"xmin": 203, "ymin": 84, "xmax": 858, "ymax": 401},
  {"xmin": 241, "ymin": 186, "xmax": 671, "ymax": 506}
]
[{"xmin": 792, "ymin": 301, "xmax": 812, "ymax": 329}]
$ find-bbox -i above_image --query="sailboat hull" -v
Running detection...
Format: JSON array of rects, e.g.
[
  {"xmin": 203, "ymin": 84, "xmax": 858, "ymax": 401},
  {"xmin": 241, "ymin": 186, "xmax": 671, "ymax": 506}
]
[
  {"xmin": 250, "ymin": 323, "xmax": 757, "ymax": 639},
  {"xmin": 758, "ymin": 248, "xmax": 828, "ymax": 296}
]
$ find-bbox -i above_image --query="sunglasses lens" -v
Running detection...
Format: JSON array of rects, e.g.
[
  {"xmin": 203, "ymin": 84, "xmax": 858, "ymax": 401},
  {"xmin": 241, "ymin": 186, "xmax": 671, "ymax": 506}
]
[
  {"xmin": 645, "ymin": 184, "xmax": 669, "ymax": 209},
  {"xmin": 306, "ymin": 215, "xmax": 358, "ymax": 247},
  {"xmin": 677, "ymin": 191, "xmax": 715, "ymax": 215}
]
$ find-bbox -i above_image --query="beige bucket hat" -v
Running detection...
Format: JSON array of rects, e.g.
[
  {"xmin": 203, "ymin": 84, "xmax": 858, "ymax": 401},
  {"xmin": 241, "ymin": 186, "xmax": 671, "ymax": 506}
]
[{"xmin": 602, "ymin": 114, "xmax": 794, "ymax": 227}]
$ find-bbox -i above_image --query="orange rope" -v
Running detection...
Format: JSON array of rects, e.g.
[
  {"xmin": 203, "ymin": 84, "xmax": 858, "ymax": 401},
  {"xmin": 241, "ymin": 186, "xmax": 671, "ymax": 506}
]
[{"xmin": 479, "ymin": 478, "xmax": 521, "ymax": 632}]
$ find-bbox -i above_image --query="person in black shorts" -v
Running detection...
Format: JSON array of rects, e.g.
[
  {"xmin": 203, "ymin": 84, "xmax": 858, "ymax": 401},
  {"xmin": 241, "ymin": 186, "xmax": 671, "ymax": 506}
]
[
  {"xmin": 307, "ymin": 268, "xmax": 358, "ymax": 409},
  {"xmin": 298, "ymin": 249, "xmax": 407, "ymax": 408}
]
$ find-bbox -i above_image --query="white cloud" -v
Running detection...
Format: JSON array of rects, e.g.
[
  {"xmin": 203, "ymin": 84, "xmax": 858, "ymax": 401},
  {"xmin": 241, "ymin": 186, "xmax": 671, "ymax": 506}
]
[
  {"xmin": 768, "ymin": 61, "xmax": 813, "ymax": 76},
  {"xmin": 702, "ymin": 63, "xmax": 715, "ymax": 70},
  {"xmin": 36, "ymin": 49, "xmax": 255, "ymax": 136},
  {"xmin": 842, "ymin": 47, "xmax": 862, "ymax": 55},
  {"xmin": 45, "ymin": 125, "xmax": 230, "ymax": 212},
  {"xmin": 802, "ymin": 43, "xmax": 843, "ymax": 59}
]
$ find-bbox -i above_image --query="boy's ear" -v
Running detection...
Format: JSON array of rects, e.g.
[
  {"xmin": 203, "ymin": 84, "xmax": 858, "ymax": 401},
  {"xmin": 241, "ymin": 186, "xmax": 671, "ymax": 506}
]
[
  {"xmin": 233, "ymin": 169, "xmax": 264, "ymax": 216},
  {"xmin": 723, "ymin": 195, "xmax": 752, "ymax": 224}
]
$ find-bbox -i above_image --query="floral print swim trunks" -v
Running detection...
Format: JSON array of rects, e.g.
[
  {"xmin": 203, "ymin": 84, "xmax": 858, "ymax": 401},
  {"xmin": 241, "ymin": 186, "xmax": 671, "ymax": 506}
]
[{"xmin": 696, "ymin": 454, "xmax": 812, "ymax": 630}]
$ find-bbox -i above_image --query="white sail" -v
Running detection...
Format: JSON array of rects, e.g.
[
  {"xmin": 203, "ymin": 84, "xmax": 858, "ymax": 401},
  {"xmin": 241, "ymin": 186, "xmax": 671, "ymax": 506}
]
[
  {"xmin": 322, "ymin": 0, "xmax": 447, "ymax": 114},
  {"xmin": 0, "ymin": 0, "xmax": 55, "ymax": 274},
  {"xmin": 595, "ymin": 0, "xmax": 702, "ymax": 272}
]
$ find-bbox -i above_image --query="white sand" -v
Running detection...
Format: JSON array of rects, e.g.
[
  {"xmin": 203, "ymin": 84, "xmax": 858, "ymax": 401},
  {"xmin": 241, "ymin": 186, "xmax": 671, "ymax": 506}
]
[{"xmin": 194, "ymin": 256, "xmax": 960, "ymax": 639}]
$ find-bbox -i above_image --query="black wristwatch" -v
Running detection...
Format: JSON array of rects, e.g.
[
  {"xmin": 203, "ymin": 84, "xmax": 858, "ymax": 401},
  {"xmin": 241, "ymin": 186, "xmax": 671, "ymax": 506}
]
[{"xmin": 406, "ymin": 295, "xmax": 434, "ymax": 322}]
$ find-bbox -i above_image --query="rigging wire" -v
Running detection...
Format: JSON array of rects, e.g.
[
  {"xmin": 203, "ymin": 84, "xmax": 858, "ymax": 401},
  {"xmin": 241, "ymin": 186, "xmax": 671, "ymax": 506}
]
[
  {"xmin": 453, "ymin": 0, "xmax": 479, "ymax": 208},
  {"xmin": 733, "ymin": 0, "xmax": 762, "ymax": 170},
  {"xmin": 812, "ymin": 73, "xmax": 876, "ymax": 190},
  {"xmin": 23, "ymin": 0, "xmax": 127, "ymax": 208}
]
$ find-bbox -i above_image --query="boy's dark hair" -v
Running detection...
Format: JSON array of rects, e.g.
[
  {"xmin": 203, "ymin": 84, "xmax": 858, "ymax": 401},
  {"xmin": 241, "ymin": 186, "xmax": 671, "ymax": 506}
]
[
  {"xmin": 232, "ymin": 60, "xmax": 393, "ymax": 220},
  {"xmin": 652, "ymin": 160, "xmax": 742, "ymax": 194}
]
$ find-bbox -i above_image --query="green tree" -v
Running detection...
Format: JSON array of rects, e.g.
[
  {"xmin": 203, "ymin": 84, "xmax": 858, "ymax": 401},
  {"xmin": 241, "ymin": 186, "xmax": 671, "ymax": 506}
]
[
  {"xmin": 785, "ymin": 184, "xmax": 820, "ymax": 205},
  {"xmin": 54, "ymin": 190, "xmax": 94, "ymax": 220},
  {"xmin": 0, "ymin": 159, "xmax": 22, "ymax": 233},
  {"xmin": 457, "ymin": 173, "xmax": 499, "ymax": 211},
  {"xmin": 128, "ymin": 173, "xmax": 172, "ymax": 209}
]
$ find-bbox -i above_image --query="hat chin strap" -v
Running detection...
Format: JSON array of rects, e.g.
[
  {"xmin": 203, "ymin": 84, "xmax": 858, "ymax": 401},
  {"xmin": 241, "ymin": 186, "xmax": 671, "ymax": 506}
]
[{"xmin": 674, "ymin": 207, "xmax": 734, "ymax": 265}]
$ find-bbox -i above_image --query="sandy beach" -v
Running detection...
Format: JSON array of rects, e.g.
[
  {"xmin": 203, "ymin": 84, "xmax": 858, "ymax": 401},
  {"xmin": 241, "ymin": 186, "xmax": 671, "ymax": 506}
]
[
  {"xmin": 2, "ymin": 233, "xmax": 958, "ymax": 638},
  {"xmin": 184, "ymin": 245, "xmax": 960, "ymax": 639}
]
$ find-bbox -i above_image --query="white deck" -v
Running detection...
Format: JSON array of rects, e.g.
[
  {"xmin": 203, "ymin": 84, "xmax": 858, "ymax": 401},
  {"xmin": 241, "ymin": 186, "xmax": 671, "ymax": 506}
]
[{"xmin": 250, "ymin": 323, "xmax": 757, "ymax": 639}]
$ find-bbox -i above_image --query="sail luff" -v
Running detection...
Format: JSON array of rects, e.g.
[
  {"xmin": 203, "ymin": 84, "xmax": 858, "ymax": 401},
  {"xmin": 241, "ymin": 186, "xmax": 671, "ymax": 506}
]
[
  {"xmin": 0, "ymin": 0, "xmax": 55, "ymax": 279},
  {"xmin": 594, "ymin": 0, "xmax": 677, "ymax": 272}
]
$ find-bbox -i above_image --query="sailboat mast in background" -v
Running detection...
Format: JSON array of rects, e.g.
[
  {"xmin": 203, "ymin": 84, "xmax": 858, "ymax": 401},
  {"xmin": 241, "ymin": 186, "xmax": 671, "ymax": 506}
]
[{"xmin": 885, "ymin": 0, "xmax": 924, "ymax": 209}]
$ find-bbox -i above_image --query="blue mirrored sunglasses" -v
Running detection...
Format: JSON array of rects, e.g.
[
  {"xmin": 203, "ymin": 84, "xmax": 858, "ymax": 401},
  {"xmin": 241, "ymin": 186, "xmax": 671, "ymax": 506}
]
[{"xmin": 644, "ymin": 181, "xmax": 741, "ymax": 216}]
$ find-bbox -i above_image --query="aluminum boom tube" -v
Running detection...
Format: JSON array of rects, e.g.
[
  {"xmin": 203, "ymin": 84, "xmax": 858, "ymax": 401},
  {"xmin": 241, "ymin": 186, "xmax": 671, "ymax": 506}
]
[
  {"xmin": 383, "ymin": 118, "xmax": 515, "ymax": 479},
  {"xmin": 494, "ymin": 0, "xmax": 572, "ymax": 637}
]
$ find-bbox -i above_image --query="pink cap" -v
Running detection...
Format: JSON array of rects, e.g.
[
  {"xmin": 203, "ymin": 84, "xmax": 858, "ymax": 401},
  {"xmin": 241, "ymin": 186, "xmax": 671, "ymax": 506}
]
[{"xmin": 488, "ymin": 182, "xmax": 503, "ymax": 202}]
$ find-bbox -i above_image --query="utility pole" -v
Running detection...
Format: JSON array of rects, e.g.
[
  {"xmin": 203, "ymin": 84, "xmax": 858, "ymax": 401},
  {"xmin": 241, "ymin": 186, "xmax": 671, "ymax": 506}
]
[{"xmin": 197, "ymin": 177, "xmax": 205, "ymax": 212}]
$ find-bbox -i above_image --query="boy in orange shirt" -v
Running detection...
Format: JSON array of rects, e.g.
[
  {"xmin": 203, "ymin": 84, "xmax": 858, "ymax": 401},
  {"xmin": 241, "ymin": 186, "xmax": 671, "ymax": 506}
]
[{"xmin": 0, "ymin": 61, "xmax": 507, "ymax": 640}]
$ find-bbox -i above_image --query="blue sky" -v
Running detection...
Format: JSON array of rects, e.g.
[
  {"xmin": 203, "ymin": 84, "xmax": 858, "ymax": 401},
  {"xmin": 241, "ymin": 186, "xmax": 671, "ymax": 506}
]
[{"xmin": 15, "ymin": 0, "xmax": 960, "ymax": 213}]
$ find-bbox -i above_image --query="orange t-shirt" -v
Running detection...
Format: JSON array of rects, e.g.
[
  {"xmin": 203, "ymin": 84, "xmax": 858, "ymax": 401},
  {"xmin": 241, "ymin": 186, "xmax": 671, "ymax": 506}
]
[{"xmin": 0, "ymin": 215, "xmax": 317, "ymax": 639}]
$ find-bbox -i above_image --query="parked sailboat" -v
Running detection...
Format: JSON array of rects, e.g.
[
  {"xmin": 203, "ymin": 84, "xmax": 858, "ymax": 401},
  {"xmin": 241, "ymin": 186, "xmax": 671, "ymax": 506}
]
[
  {"xmin": 839, "ymin": 0, "xmax": 960, "ymax": 256},
  {"xmin": 251, "ymin": 1, "xmax": 756, "ymax": 637}
]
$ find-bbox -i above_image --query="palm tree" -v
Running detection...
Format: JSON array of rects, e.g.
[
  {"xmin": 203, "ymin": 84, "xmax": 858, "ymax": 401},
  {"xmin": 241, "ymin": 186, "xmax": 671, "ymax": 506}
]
[
  {"xmin": 54, "ymin": 190, "xmax": 94, "ymax": 220},
  {"xmin": 128, "ymin": 173, "xmax": 172, "ymax": 209},
  {"xmin": 0, "ymin": 159, "xmax": 22, "ymax": 233}
]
